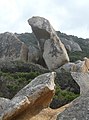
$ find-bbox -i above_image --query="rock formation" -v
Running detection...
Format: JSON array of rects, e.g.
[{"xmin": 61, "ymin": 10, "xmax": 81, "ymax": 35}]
[
  {"xmin": 56, "ymin": 70, "xmax": 89, "ymax": 120},
  {"xmin": 0, "ymin": 72, "xmax": 56, "ymax": 120},
  {"xmin": 59, "ymin": 38, "xmax": 82, "ymax": 52},
  {"xmin": 55, "ymin": 62, "xmax": 76, "ymax": 72},
  {"xmin": 1, "ymin": 16, "xmax": 89, "ymax": 120},
  {"xmin": 15, "ymin": 32, "xmax": 41, "ymax": 63},
  {"xmin": 0, "ymin": 32, "xmax": 28, "ymax": 62},
  {"xmin": 71, "ymin": 72, "xmax": 89, "ymax": 95},
  {"xmin": 0, "ymin": 98, "xmax": 10, "ymax": 113},
  {"xmin": 56, "ymin": 58, "xmax": 89, "ymax": 73},
  {"xmin": 28, "ymin": 45, "xmax": 40, "ymax": 63},
  {"xmin": 84, "ymin": 57, "xmax": 89, "ymax": 70},
  {"xmin": 57, "ymin": 91, "xmax": 89, "ymax": 120},
  {"xmin": 28, "ymin": 16, "xmax": 69, "ymax": 70}
]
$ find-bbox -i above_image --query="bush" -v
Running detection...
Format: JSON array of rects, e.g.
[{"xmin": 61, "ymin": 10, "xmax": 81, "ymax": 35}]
[
  {"xmin": 50, "ymin": 85, "xmax": 79, "ymax": 109},
  {"xmin": 0, "ymin": 71, "xmax": 41, "ymax": 99}
]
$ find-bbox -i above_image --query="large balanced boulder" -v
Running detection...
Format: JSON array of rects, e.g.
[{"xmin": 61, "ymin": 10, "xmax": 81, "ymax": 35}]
[
  {"xmin": 0, "ymin": 32, "xmax": 28, "ymax": 62},
  {"xmin": 28, "ymin": 16, "xmax": 69, "ymax": 70},
  {"xmin": 0, "ymin": 72, "xmax": 55, "ymax": 120}
]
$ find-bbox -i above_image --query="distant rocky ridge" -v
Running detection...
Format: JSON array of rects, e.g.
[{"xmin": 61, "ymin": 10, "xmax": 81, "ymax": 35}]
[
  {"xmin": 60, "ymin": 37, "xmax": 82, "ymax": 52},
  {"xmin": 0, "ymin": 32, "xmax": 28, "ymax": 62}
]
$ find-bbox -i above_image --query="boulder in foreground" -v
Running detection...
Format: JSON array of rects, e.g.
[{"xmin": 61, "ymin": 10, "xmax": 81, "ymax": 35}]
[{"xmin": 0, "ymin": 72, "xmax": 56, "ymax": 120}]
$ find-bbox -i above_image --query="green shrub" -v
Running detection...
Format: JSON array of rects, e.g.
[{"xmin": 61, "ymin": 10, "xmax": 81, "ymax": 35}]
[{"xmin": 54, "ymin": 85, "xmax": 79, "ymax": 101}]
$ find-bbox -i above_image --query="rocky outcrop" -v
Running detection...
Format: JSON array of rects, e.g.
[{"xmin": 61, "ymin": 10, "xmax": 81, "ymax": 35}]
[
  {"xmin": 0, "ymin": 98, "xmax": 10, "ymax": 113},
  {"xmin": 28, "ymin": 45, "xmax": 40, "ymax": 63},
  {"xmin": 56, "ymin": 72, "xmax": 89, "ymax": 120},
  {"xmin": 75, "ymin": 60, "xmax": 88, "ymax": 72},
  {"xmin": 57, "ymin": 91, "xmax": 89, "ymax": 120},
  {"xmin": 0, "ymin": 72, "xmax": 55, "ymax": 120},
  {"xmin": 84, "ymin": 57, "xmax": 89, "ymax": 70},
  {"xmin": 15, "ymin": 32, "xmax": 41, "ymax": 63},
  {"xmin": 56, "ymin": 57, "xmax": 89, "ymax": 73},
  {"xmin": 28, "ymin": 16, "xmax": 69, "ymax": 70},
  {"xmin": 26, "ymin": 104, "xmax": 70, "ymax": 120},
  {"xmin": 71, "ymin": 72, "xmax": 89, "ymax": 95},
  {"xmin": 0, "ymin": 32, "xmax": 28, "ymax": 62},
  {"xmin": 60, "ymin": 38, "xmax": 82, "ymax": 52},
  {"xmin": 55, "ymin": 62, "xmax": 76, "ymax": 73}
]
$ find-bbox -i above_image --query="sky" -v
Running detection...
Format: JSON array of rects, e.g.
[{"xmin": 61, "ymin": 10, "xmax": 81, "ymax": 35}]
[{"xmin": 0, "ymin": 0, "xmax": 89, "ymax": 38}]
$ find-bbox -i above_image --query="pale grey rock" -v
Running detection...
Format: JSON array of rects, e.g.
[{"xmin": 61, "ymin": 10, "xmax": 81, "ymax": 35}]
[
  {"xmin": 60, "ymin": 38, "xmax": 82, "ymax": 52},
  {"xmin": 83, "ymin": 57, "xmax": 89, "ymax": 70},
  {"xmin": 15, "ymin": 72, "xmax": 56, "ymax": 103},
  {"xmin": 0, "ymin": 72, "xmax": 55, "ymax": 120},
  {"xmin": 57, "ymin": 72, "xmax": 89, "ymax": 120},
  {"xmin": 55, "ymin": 62, "xmax": 76, "ymax": 72},
  {"xmin": 0, "ymin": 98, "xmax": 10, "ymax": 113},
  {"xmin": 0, "ymin": 32, "xmax": 28, "ymax": 62},
  {"xmin": 28, "ymin": 45, "xmax": 40, "ymax": 63},
  {"xmin": 56, "ymin": 59, "xmax": 89, "ymax": 73},
  {"xmin": 28, "ymin": 16, "xmax": 69, "ymax": 70},
  {"xmin": 75, "ymin": 60, "xmax": 88, "ymax": 72},
  {"xmin": 15, "ymin": 32, "xmax": 41, "ymax": 63},
  {"xmin": 71, "ymin": 72, "xmax": 89, "ymax": 95},
  {"xmin": 0, "ymin": 96, "xmax": 30, "ymax": 120},
  {"xmin": 57, "ymin": 91, "xmax": 89, "ymax": 120}
]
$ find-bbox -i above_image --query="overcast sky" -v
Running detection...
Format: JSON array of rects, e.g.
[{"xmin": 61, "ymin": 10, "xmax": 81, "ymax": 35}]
[{"xmin": 0, "ymin": 0, "xmax": 89, "ymax": 38}]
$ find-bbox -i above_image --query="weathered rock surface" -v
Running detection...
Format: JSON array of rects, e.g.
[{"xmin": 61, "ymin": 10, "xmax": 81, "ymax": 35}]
[
  {"xmin": 56, "ymin": 62, "xmax": 76, "ymax": 72},
  {"xmin": 84, "ymin": 57, "xmax": 89, "ymax": 70},
  {"xmin": 20, "ymin": 104, "xmax": 70, "ymax": 120},
  {"xmin": 15, "ymin": 32, "xmax": 41, "ymax": 63},
  {"xmin": 28, "ymin": 16, "xmax": 69, "ymax": 70},
  {"xmin": 56, "ymin": 58, "xmax": 89, "ymax": 73},
  {"xmin": 0, "ymin": 72, "xmax": 55, "ymax": 120},
  {"xmin": 56, "ymin": 72, "xmax": 89, "ymax": 120},
  {"xmin": 71, "ymin": 72, "xmax": 89, "ymax": 95},
  {"xmin": 57, "ymin": 91, "xmax": 89, "ymax": 120},
  {"xmin": 0, "ymin": 96, "xmax": 30, "ymax": 120},
  {"xmin": 0, "ymin": 98, "xmax": 10, "ymax": 113},
  {"xmin": 0, "ymin": 32, "xmax": 28, "ymax": 62},
  {"xmin": 28, "ymin": 45, "xmax": 40, "ymax": 63},
  {"xmin": 60, "ymin": 37, "xmax": 82, "ymax": 52},
  {"xmin": 75, "ymin": 60, "xmax": 88, "ymax": 72}
]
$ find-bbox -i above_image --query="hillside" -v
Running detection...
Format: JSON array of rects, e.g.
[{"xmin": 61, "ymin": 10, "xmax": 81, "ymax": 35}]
[
  {"xmin": 15, "ymin": 31, "xmax": 89, "ymax": 62},
  {"xmin": 0, "ymin": 31, "xmax": 87, "ymax": 108}
]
